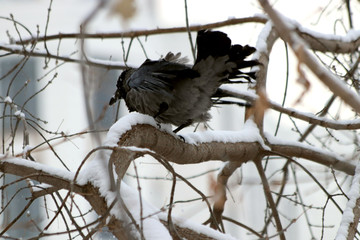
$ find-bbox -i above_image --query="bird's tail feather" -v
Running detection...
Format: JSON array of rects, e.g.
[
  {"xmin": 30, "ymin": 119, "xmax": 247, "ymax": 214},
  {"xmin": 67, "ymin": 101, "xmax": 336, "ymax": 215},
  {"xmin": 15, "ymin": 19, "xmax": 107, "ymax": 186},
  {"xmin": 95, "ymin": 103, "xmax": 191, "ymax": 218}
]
[{"xmin": 195, "ymin": 29, "xmax": 259, "ymax": 83}]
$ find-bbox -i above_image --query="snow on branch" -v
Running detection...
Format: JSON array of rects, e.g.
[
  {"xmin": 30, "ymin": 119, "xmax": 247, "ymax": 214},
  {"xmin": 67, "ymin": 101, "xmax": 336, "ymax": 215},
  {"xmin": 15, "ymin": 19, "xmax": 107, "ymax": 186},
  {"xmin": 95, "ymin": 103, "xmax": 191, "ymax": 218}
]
[
  {"xmin": 336, "ymin": 162, "xmax": 360, "ymax": 240},
  {"xmin": 108, "ymin": 113, "xmax": 355, "ymax": 176},
  {"xmin": 297, "ymin": 27, "xmax": 360, "ymax": 54}
]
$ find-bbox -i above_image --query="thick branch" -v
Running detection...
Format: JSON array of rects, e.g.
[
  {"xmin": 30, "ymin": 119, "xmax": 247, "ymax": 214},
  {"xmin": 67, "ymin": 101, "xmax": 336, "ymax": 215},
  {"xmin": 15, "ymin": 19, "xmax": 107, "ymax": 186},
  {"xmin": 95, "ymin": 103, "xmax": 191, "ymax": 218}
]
[
  {"xmin": 116, "ymin": 124, "xmax": 262, "ymax": 165},
  {"xmin": 110, "ymin": 123, "xmax": 355, "ymax": 176}
]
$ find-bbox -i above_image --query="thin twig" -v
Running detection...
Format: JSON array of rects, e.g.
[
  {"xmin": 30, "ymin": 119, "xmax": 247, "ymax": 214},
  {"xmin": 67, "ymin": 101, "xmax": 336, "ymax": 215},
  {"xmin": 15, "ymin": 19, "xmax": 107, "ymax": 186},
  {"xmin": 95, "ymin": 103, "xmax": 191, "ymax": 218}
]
[{"xmin": 254, "ymin": 158, "xmax": 286, "ymax": 240}]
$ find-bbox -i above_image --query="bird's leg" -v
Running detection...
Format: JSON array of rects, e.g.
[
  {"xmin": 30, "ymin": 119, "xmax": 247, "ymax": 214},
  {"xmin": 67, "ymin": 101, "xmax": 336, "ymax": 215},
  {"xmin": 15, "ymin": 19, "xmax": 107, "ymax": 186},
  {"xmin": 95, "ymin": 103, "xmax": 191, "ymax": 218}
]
[
  {"xmin": 173, "ymin": 120, "xmax": 192, "ymax": 133},
  {"xmin": 177, "ymin": 135, "xmax": 186, "ymax": 142}
]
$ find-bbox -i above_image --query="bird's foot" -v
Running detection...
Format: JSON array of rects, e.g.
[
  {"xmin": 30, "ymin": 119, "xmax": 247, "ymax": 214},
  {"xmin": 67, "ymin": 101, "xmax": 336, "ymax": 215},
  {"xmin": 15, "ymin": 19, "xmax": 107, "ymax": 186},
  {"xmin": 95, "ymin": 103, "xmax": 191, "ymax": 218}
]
[{"xmin": 177, "ymin": 135, "xmax": 186, "ymax": 142}]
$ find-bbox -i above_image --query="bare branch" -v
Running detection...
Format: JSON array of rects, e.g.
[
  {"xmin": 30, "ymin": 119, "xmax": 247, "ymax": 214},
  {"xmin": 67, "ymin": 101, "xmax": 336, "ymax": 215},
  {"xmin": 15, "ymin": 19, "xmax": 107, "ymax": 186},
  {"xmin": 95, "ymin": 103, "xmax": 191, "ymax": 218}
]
[{"xmin": 17, "ymin": 16, "xmax": 268, "ymax": 45}]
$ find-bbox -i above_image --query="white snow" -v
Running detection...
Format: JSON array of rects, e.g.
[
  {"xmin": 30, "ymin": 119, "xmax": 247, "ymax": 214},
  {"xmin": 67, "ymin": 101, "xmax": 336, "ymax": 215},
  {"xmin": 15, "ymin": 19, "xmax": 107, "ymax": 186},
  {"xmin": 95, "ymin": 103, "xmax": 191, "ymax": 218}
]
[
  {"xmin": 4, "ymin": 96, "xmax": 12, "ymax": 104},
  {"xmin": 182, "ymin": 118, "xmax": 270, "ymax": 150},
  {"xmin": 253, "ymin": 20, "xmax": 274, "ymax": 57},
  {"xmin": 23, "ymin": 145, "xmax": 33, "ymax": 154},
  {"xmin": 32, "ymin": 183, "xmax": 54, "ymax": 192},
  {"xmin": 297, "ymin": 23, "xmax": 360, "ymax": 42},
  {"xmin": 267, "ymin": 13, "xmax": 360, "ymax": 43},
  {"xmin": 104, "ymin": 112, "xmax": 171, "ymax": 147},
  {"xmin": 335, "ymin": 161, "xmax": 360, "ymax": 240},
  {"xmin": 86, "ymin": 56, "xmax": 129, "ymax": 67},
  {"xmin": 14, "ymin": 110, "xmax": 25, "ymax": 119},
  {"xmin": 3, "ymin": 157, "xmax": 75, "ymax": 181},
  {"xmin": 345, "ymin": 29, "xmax": 360, "ymax": 42}
]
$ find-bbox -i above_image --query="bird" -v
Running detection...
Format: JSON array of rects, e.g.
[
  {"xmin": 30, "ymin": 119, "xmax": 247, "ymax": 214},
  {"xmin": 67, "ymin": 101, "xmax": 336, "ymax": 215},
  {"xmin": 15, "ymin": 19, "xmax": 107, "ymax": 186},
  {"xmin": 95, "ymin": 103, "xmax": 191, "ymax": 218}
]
[{"xmin": 109, "ymin": 29, "xmax": 259, "ymax": 133}]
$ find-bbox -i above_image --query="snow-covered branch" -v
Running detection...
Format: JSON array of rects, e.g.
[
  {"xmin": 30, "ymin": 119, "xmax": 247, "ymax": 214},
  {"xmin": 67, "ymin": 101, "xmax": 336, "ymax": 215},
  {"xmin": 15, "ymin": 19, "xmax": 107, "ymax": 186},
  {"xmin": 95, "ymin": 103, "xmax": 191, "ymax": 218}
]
[
  {"xmin": 336, "ymin": 162, "xmax": 360, "ymax": 240},
  {"xmin": 297, "ymin": 28, "xmax": 360, "ymax": 54},
  {"xmin": 107, "ymin": 113, "xmax": 355, "ymax": 176}
]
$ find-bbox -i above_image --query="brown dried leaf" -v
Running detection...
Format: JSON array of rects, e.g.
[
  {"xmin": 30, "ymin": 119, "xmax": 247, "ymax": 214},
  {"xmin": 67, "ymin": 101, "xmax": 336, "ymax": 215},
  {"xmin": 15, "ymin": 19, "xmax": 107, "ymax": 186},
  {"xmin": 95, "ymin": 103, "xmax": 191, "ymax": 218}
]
[
  {"xmin": 246, "ymin": 89, "xmax": 269, "ymax": 126},
  {"xmin": 110, "ymin": 0, "xmax": 136, "ymax": 21},
  {"xmin": 293, "ymin": 62, "xmax": 311, "ymax": 105},
  {"xmin": 208, "ymin": 173, "xmax": 226, "ymax": 210}
]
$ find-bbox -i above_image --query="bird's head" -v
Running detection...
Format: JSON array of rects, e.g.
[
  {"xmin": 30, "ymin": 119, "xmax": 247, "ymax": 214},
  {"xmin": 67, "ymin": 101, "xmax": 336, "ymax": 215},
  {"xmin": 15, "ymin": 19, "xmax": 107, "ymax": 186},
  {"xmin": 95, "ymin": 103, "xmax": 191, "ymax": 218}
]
[{"xmin": 109, "ymin": 68, "xmax": 135, "ymax": 105}]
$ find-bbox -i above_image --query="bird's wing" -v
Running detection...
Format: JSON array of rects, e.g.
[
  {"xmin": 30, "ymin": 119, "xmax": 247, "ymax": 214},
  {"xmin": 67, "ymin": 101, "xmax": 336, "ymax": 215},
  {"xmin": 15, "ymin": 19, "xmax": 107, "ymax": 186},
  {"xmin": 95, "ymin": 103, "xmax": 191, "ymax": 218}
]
[
  {"xmin": 127, "ymin": 60, "xmax": 198, "ymax": 95},
  {"xmin": 123, "ymin": 59, "xmax": 200, "ymax": 118}
]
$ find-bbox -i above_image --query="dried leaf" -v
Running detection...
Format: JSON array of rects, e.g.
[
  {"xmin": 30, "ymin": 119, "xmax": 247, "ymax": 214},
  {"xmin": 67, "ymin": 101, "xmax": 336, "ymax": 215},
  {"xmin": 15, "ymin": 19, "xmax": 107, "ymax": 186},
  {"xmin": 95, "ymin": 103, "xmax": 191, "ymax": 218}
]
[
  {"xmin": 110, "ymin": 0, "xmax": 136, "ymax": 21},
  {"xmin": 208, "ymin": 173, "xmax": 226, "ymax": 209},
  {"xmin": 293, "ymin": 61, "xmax": 311, "ymax": 105},
  {"xmin": 246, "ymin": 89, "xmax": 269, "ymax": 126}
]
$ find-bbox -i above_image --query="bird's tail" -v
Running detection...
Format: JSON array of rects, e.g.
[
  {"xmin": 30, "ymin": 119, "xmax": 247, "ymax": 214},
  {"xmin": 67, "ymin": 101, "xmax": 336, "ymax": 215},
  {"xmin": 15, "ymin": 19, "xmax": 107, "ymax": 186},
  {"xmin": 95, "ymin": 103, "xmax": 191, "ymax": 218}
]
[{"xmin": 195, "ymin": 29, "xmax": 259, "ymax": 83}]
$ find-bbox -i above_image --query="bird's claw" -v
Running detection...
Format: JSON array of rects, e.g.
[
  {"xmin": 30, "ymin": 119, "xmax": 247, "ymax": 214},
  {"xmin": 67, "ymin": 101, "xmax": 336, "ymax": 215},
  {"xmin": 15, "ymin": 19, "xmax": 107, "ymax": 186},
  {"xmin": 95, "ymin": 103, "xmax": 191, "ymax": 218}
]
[{"xmin": 177, "ymin": 135, "xmax": 186, "ymax": 142}]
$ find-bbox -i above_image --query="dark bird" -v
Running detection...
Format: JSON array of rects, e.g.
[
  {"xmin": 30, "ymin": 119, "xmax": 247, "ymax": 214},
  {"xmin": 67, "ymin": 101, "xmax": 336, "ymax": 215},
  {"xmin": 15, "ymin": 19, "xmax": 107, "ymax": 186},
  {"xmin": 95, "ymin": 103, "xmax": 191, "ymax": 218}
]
[{"xmin": 109, "ymin": 30, "xmax": 259, "ymax": 132}]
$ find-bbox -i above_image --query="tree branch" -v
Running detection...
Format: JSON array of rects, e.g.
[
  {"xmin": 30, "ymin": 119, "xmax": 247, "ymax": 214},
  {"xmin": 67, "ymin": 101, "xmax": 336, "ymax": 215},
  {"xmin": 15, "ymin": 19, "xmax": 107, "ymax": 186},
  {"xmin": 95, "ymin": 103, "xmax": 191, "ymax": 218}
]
[
  {"xmin": 221, "ymin": 87, "xmax": 360, "ymax": 130},
  {"xmin": 108, "ymin": 121, "xmax": 355, "ymax": 175},
  {"xmin": 335, "ymin": 163, "xmax": 360, "ymax": 240},
  {"xmin": 17, "ymin": 16, "xmax": 268, "ymax": 45}
]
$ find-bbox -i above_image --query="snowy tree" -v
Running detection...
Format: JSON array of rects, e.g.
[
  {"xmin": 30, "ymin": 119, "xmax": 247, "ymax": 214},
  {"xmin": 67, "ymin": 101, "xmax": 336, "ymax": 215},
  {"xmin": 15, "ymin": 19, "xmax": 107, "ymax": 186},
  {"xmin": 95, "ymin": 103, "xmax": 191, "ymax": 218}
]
[{"xmin": 0, "ymin": 0, "xmax": 360, "ymax": 239}]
